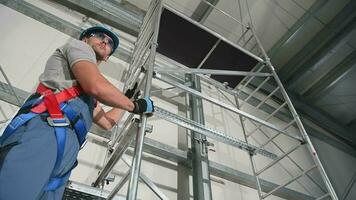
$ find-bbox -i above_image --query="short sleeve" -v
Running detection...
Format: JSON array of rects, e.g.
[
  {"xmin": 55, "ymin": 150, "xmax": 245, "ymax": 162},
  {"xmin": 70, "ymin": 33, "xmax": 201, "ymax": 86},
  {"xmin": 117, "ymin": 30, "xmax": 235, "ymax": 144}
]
[{"xmin": 61, "ymin": 39, "xmax": 97, "ymax": 68}]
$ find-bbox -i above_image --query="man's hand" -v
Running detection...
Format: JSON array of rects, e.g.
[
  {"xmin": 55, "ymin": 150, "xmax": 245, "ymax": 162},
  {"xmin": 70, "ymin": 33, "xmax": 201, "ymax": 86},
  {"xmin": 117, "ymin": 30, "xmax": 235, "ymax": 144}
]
[
  {"xmin": 124, "ymin": 82, "xmax": 140, "ymax": 99},
  {"xmin": 131, "ymin": 97, "xmax": 154, "ymax": 115}
]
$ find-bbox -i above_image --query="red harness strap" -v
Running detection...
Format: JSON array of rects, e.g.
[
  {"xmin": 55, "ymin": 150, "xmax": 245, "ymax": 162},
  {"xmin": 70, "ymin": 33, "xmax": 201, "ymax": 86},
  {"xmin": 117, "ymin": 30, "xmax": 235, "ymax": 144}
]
[{"xmin": 31, "ymin": 83, "xmax": 83, "ymax": 117}]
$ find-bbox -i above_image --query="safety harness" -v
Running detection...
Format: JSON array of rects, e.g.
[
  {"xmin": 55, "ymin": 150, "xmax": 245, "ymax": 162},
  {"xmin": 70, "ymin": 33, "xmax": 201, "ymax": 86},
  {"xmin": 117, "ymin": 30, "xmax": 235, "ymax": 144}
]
[{"xmin": 0, "ymin": 83, "xmax": 88, "ymax": 191}]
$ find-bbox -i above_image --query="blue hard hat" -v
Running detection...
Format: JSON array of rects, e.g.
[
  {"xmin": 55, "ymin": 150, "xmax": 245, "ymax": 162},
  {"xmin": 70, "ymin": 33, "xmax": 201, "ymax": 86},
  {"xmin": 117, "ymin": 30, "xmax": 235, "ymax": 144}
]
[{"xmin": 79, "ymin": 25, "xmax": 119, "ymax": 55}]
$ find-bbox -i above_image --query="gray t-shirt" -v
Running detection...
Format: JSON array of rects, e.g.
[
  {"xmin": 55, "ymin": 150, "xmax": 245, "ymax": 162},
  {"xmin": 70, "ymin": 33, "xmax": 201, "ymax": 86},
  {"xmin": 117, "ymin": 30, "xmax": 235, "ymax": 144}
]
[{"xmin": 39, "ymin": 39, "xmax": 97, "ymax": 91}]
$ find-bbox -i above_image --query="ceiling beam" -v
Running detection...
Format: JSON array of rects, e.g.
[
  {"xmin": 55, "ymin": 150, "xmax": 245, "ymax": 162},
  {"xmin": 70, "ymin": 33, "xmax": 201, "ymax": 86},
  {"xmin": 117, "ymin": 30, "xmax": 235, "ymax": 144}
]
[
  {"xmin": 286, "ymin": 13, "xmax": 356, "ymax": 90},
  {"xmin": 191, "ymin": 0, "xmax": 219, "ymax": 23},
  {"xmin": 303, "ymin": 50, "xmax": 356, "ymax": 99},
  {"xmin": 266, "ymin": 0, "xmax": 328, "ymax": 61},
  {"xmin": 49, "ymin": 0, "xmax": 142, "ymax": 36},
  {"xmin": 278, "ymin": 0, "xmax": 356, "ymax": 86}
]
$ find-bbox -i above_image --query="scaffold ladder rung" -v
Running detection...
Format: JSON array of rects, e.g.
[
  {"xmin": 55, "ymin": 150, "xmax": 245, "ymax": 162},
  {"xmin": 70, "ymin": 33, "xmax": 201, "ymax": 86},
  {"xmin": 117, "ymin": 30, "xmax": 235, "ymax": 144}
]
[{"xmin": 262, "ymin": 165, "xmax": 317, "ymax": 199}]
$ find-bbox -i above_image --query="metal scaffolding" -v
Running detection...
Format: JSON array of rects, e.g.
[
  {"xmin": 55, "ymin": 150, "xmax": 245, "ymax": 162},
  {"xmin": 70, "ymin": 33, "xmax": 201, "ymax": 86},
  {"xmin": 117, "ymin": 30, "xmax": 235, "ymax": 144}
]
[
  {"xmin": 0, "ymin": 0, "xmax": 339, "ymax": 199},
  {"xmin": 105, "ymin": 0, "xmax": 338, "ymax": 199}
]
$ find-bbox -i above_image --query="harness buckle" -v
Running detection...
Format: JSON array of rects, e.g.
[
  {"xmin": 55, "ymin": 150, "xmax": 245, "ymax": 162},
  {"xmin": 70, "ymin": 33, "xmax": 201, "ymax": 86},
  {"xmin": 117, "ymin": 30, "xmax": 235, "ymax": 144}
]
[{"xmin": 47, "ymin": 116, "xmax": 70, "ymax": 127}]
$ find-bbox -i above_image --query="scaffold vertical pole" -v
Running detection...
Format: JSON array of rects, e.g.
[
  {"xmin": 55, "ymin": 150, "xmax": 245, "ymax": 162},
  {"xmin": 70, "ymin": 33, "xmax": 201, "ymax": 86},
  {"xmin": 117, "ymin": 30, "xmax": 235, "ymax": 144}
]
[
  {"xmin": 250, "ymin": 24, "xmax": 338, "ymax": 200},
  {"xmin": 126, "ymin": 0, "xmax": 162, "ymax": 199},
  {"xmin": 234, "ymin": 94, "xmax": 263, "ymax": 200}
]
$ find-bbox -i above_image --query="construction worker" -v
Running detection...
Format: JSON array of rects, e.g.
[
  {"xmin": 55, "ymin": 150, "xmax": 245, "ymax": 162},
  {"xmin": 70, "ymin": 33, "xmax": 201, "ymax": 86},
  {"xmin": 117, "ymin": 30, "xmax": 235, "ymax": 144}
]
[{"xmin": 0, "ymin": 25, "xmax": 154, "ymax": 199}]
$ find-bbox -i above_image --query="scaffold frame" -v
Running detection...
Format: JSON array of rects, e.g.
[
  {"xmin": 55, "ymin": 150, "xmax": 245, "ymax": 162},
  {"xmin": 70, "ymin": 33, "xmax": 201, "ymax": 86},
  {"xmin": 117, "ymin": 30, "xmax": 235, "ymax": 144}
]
[{"xmin": 0, "ymin": 0, "xmax": 339, "ymax": 199}]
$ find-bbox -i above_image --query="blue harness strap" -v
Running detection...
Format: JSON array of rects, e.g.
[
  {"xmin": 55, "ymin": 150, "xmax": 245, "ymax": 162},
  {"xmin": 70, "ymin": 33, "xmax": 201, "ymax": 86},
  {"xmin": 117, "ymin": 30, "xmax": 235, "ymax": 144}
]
[
  {"xmin": 0, "ymin": 112, "xmax": 37, "ymax": 144},
  {"xmin": 61, "ymin": 104, "xmax": 88, "ymax": 146},
  {"xmin": 0, "ymin": 95, "xmax": 88, "ymax": 191}
]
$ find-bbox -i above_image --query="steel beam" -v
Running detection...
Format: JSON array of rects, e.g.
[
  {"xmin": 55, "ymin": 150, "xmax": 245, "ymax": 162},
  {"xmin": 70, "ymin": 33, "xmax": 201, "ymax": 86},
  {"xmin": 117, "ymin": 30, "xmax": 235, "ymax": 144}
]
[
  {"xmin": 280, "ymin": 0, "xmax": 356, "ymax": 85},
  {"xmin": 304, "ymin": 50, "xmax": 356, "ymax": 99},
  {"xmin": 187, "ymin": 74, "xmax": 212, "ymax": 200},
  {"xmin": 49, "ymin": 0, "xmax": 142, "ymax": 36},
  {"xmin": 265, "ymin": 0, "xmax": 328, "ymax": 60},
  {"xmin": 191, "ymin": 0, "xmax": 219, "ymax": 23}
]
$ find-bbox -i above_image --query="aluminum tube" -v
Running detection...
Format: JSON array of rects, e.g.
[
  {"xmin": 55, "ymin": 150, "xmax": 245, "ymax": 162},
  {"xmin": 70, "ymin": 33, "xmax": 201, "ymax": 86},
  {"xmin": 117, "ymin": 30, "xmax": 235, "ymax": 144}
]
[
  {"xmin": 197, "ymin": 74, "xmax": 236, "ymax": 95},
  {"xmin": 235, "ymin": 95, "xmax": 263, "ymax": 200},
  {"xmin": 156, "ymin": 75, "xmax": 296, "ymax": 137},
  {"xmin": 242, "ymin": 34, "xmax": 253, "ymax": 48},
  {"xmin": 200, "ymin": 0, "xmax": 248, "ymax": 28},
  {"xmin": 251, "ymin": 26, "xmax": 339, "ymax": 200},
  {"xmin": 107, "ymin": 171, "xmax": 130, "ymax": 200},
  {"xmin": 93, "ymin": 118, "xmax": 138, "ymax": 187},
  {"xmin": 236, "ymin": 28, "xmax": 250, "ymax": 44},
  {"xmin": 127, "ymin": 1, "xmax": 162, "ymax": 199},
  {"xmin": 256, "ymin": 87, "xmax": 280, "ymax": 109},
  {"xmin": 262, "ymin": 165, "xmax": 317, "ymax": 199},
  {"xmin": 197, "ymin": 39, "xmax": 221, "ymax": 69},
  {"xmin": 111, "ymin": 114, "xmax": 135, "ymax": 145},
  {"xmin": 138, "ymin": 0, "xmax": 159, "ymax": 39},
  {"xmin": 154, "ymin": 68, "xmax": 272, "ymax": 77},
  {"xmin": 256, "ymin": 144, "xmax": 301, "ymax": 176},
  {"xmin": 237, "ymin": 64, "xmax": 265, "ymax": 93},
  {"xmin": 0, "ymin": 65, "xmax": 22, "ymax": 105},
  {"xmin": 246, "ymin": 102, "xmax": 288, "ymax": 137},
  {"xmin": 122, "ymin": 157, "xmax": 170, "ymax": 200},
  {"xmin": 316, "ymin": 193, "xmax": 330, "ymax": 200},
  {"xmin": 240, "ymin": 77, "xmax": 271, "ymax": 107},
  {"xmin": 249, "ymin": 120, "xmax": 326, "ymax": 194},
  {"xmin": 259, "ymin": 120, "xmax": 295, "ymax": 149},
  {"xmin": 140, "ymin": 173, "xmax": 171, "ymax": 200}
]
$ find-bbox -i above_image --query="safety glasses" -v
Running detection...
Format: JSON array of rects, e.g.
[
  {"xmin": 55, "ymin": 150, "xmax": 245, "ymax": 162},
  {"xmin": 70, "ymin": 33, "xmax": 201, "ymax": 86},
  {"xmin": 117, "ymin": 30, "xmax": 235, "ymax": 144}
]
[{"xmin": 90, "ymin": 32, "xmax": 114, "ymax": 51}]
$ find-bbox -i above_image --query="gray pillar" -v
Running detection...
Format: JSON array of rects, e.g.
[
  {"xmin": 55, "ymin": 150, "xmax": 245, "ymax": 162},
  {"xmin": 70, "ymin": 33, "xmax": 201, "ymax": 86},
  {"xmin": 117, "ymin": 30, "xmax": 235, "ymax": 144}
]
[
  {"xmin": 187, "ymin": 74, "xmax": 212, "ymax": 200},
  {"xmin": 177, "ymin": 104, "xmax": 190, "ymax": 200}
]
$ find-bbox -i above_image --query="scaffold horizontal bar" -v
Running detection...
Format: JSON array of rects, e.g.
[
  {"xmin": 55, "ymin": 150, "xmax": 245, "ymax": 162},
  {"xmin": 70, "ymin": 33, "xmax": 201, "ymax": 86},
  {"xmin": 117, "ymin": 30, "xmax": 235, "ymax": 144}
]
[
  {"xmin": 155, "ymin": 106, "xmax": 278, "ymax": 159},
  {"xmin": 262, "ymin": 165, "xmax": 317, "ymax": 199},
  {"xmin": 155, "ymin": 74, "xmax": 293, "ymax": 136},
  {"xmin": 154, "ymin": 67, "xmax": 272, "ymax": 77},
  {"xmin": 256, "ymin": 144, "xmax": 302, "ymax": 175}
]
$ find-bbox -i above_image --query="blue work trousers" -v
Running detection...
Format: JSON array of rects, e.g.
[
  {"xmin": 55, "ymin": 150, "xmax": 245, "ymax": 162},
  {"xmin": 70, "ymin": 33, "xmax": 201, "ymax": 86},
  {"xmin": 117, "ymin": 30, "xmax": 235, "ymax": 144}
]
[{"xmin": 0, "ymin": 95, "xmax": 94, "ymax": 200}]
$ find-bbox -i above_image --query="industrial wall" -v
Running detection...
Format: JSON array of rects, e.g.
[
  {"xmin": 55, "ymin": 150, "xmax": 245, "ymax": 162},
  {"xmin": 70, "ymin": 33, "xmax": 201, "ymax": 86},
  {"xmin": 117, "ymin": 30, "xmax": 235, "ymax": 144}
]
[{"xmin": 0, "ymin": 2, "xmax": 355, "ymax": 200}]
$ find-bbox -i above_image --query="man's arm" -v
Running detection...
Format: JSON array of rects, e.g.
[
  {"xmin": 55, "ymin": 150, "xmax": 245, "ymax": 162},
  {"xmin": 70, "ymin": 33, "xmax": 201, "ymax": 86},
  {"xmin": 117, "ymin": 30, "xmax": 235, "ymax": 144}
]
[
  {"xmin": 92, "ymin": 105, "xmax": 126, "ymax": 130},
  {"xmin": 71, "ymin": 60, "xmax": 135, "ymax": 111}
]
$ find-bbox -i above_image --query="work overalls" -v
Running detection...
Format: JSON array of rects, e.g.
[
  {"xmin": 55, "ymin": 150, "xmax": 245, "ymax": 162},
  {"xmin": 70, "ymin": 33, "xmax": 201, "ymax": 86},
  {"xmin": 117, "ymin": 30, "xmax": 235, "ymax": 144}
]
[{"xmin": 0, "ymin": 84, "xmax": 94, "ymax": 199}]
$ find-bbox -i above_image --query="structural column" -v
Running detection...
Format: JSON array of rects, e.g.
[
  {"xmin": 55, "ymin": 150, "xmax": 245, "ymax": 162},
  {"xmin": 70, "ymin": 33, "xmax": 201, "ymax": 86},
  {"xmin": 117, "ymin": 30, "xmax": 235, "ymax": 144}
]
[{"xmin": 187, "ymin": 74, "xmax": 212, "ymax": 200}]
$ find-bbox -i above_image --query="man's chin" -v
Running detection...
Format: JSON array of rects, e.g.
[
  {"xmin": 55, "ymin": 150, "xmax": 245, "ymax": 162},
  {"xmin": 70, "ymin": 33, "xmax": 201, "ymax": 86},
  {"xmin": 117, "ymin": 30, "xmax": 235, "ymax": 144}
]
[{"xmin": 95, "ymin": 52, "xmax": 106, "ymax": 61}]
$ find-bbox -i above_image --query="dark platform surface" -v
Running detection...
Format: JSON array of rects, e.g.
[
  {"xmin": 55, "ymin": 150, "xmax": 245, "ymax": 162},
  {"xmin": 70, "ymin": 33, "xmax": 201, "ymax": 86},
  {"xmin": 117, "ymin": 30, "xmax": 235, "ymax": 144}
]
[{"xmin": 157, "ymin": 8, "xmax": 258, "ymax": 88}]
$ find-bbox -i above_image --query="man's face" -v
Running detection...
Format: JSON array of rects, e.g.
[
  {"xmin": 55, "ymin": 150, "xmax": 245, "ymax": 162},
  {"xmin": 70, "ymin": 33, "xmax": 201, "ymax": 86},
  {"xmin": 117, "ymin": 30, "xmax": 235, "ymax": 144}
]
[{"xmin": 84, "ymin": 32, "xmax": 114, "ymax": 61}]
